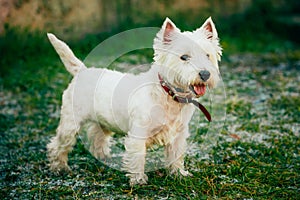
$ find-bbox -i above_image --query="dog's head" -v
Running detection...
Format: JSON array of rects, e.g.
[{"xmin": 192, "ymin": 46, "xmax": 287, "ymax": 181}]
[{"xmin": 153, "ymin": 17, "xmax": 222, "ymax": 97}]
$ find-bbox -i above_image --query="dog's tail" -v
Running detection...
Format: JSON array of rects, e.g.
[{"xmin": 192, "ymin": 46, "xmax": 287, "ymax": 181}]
[{"xmin": 47, "ymin": 33, "xmax": 86, "ymax": 76}]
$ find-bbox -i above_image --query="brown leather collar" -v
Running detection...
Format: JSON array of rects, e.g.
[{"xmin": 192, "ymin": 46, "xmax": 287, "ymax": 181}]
[{"xmin": 158, "ymin": 74, "xmax": 211, "ymax": 122}]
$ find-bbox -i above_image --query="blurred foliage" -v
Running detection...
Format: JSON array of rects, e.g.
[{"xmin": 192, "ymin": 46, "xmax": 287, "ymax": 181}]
[
  {"xmin": 1, "ymin": 0, "xmax": 299, "ymax": 87},
  {"xmin": 219, "ymin": 0, "xmax": 300, "ymax": 42}
]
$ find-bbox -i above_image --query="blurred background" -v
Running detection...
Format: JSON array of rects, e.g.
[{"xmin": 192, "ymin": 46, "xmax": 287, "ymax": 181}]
[
  {"xmin": 1, "ymin": 1, "xmax": 300, "ymax": 199},
  {"xmin": 1, "ymin": 0, "xmax": 299, "ymax": 86},
  {"xmin": 1, "ymin": 0, "xmax": 300, "ymax": 47}
]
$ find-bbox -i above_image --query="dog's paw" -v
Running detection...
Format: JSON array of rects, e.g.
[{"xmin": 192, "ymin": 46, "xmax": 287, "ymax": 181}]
[
  {"xmin": 170, "ymin": 168, "xmax": 193, "ymax": 177},
  {"xmin": 92, "ymin": 150, "xmax": 111, "ymax": 160},
  {"xmin": 49, "ymin": 163, "xmax": 71, "ymax": 175},
  {"xmin": 126, "ymin": 173, "xmax": 148, "ymax": 186},
  {"xmin": 179, "ymin": 169, "xmax": 193, "ymax": 177}
]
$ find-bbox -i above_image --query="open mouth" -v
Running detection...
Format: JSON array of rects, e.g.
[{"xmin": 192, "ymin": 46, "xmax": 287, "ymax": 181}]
[{"xmin": 189, "ymin": 84, "xmax": 206, "ymax": 97}]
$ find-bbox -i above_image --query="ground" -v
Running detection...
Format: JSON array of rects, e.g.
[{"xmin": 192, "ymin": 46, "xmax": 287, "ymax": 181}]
[{"xmin": 0, "ymin": 32, "xmax": 299, "ymax": 199}]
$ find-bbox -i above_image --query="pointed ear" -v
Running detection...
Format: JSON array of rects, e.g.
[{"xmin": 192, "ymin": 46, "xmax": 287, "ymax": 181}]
[
  {"xmin": 161, "ymin": 17, "xmax": 179, "ymax": 42},
  {"xmin": 194, "ymin": 17, "xmax": 222, "ymax": 62},
  {"xmin": 199, "ymin": 17, "xmax": 218, "ymax": 40}
]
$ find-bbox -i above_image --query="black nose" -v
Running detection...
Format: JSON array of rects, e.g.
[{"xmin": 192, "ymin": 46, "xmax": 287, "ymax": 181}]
[{"xmin": 199, "ymin": 70, "xmax": 210, "ymax": 81}]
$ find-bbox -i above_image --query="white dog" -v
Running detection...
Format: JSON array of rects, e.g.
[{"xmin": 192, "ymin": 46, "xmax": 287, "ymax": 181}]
[{"xmin": 47, "ymin": 17, "xmax": 222, "ymax": 185}]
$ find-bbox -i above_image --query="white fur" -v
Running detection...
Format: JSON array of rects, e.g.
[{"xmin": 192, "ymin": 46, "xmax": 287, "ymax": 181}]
[{"xmin": 47, "ymin": 17, "xmax": 222, "ymax": 185}]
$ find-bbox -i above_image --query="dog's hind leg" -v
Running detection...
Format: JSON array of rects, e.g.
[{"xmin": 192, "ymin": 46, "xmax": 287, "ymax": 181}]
[
  {"xmin": 47, "ymin": 90, "xmax": 81, "ymax": 173},
  {"xmin": 85, "ymin": 122, "xmax": 112, "ymax": 160}
]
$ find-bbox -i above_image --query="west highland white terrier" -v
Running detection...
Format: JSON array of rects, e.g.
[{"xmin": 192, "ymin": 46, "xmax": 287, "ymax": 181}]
[{"xmin": 47, "ymin": 17, "xmax": 222, "ymax": 185}]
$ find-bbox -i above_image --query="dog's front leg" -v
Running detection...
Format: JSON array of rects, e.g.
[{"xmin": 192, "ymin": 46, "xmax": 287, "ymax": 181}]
[
  {"xmin": 123, "ymin": 135, "xmax": 148, "ymax": 185},
  {"xmin": 165, "ymin": 128, "xmax": 191, "ymax": 177}
]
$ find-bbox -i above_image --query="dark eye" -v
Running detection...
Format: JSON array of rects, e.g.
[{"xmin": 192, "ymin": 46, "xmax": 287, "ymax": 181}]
[
  {"xmin": 206, "ymin": 54, "xmax": 210, "ymax": 58},
  {"xmin": 180, "ymin": 54, "xmax": 190, "ymax": 61}
]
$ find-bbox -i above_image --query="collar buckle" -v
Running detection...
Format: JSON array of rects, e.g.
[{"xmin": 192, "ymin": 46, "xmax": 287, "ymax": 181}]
[{"xmin": 158, "ymin": 73, "xmax": 211, "ymax": 122}]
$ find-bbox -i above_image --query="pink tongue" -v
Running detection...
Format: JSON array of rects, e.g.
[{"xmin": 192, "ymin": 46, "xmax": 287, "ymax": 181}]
[{"xmin": 194, "ymin": 85, "xmax": 206, "ymax": 96}]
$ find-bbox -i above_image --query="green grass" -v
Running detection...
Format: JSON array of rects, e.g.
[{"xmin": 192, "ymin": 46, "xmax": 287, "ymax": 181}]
[{"xmin": 0, "ymin": 27, "xmax": 299, "ymax": 199}]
